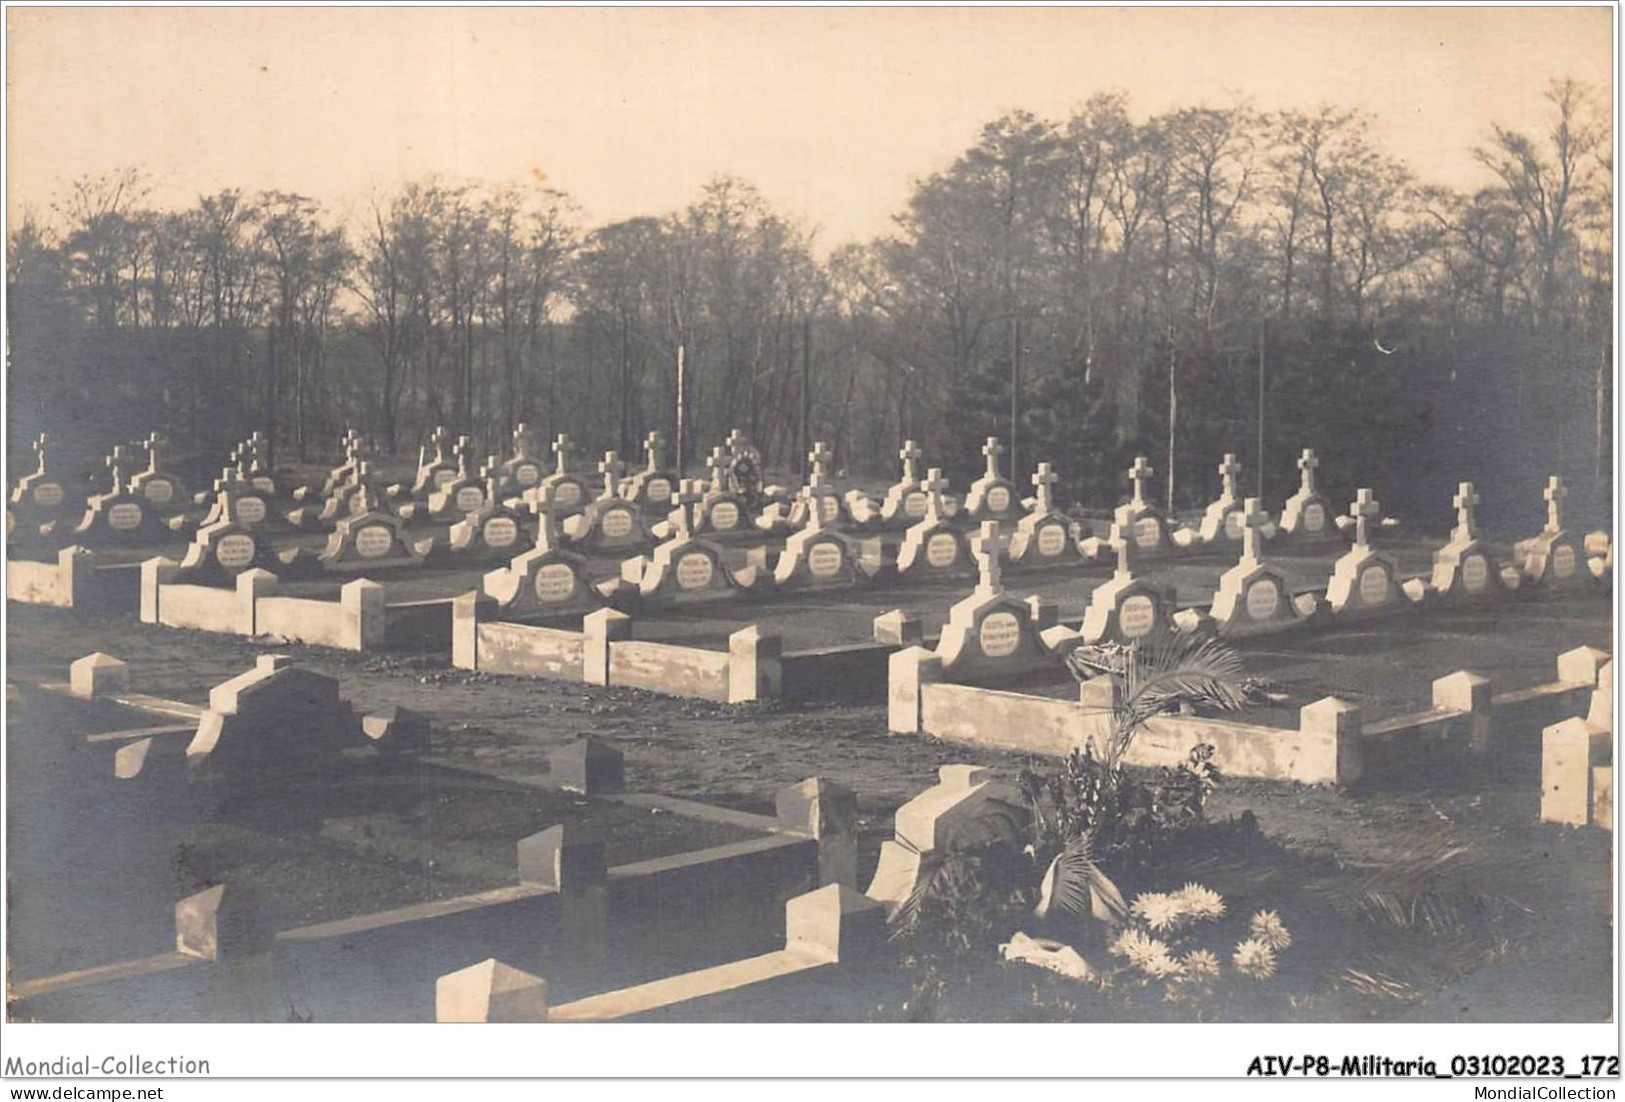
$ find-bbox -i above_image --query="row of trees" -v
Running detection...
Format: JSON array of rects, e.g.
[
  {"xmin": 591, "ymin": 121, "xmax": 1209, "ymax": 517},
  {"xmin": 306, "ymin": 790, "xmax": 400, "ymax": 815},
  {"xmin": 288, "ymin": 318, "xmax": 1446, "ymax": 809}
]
[{"xmin": 7, "ymin": 79, "xmax": 1610, "ymax": 527}]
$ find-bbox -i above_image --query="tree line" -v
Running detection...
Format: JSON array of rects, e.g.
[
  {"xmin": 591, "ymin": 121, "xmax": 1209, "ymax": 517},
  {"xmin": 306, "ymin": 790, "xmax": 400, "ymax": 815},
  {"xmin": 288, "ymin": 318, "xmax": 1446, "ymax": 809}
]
[{"xmin": 6, "ymin": 79, "xmax": 1611, "ymax": 528}]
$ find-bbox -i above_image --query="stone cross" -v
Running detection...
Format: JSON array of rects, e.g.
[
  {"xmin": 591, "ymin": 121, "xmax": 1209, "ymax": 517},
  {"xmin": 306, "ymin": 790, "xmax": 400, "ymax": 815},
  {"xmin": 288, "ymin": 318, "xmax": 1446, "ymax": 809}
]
[
  {"xmin": 644, "ymin": 430, "xmax": 666, "ymax": 471},
  {"xmin": 1128, "ymin": 456, "xmax": 1153, "ymax": 506},
  {"xmin": 512, "ymin": 422, "xmax": 531, "ymax": 457},
  {"xmin": 809, "ymin": 441, "xmax": 835, "ymax": 480},
  {"xmin": 144, "ymin": 432, "xmax": 167, "ymax": 473},
  {"xmin": 672, "ymin": 479, "xmax": 703, "ymax": 539},
  {"xmin": 1031, "ymin": 462, "xmax": 1058, "ymax": 513},
  {"xmin": 969, "ymin": 520, "xmax": 1008, "ymax": 594},
  {"xmin": 1217, "ymin": 453, "xmax": 1240, "ymax": 499},
  {"xmin": 706, "ymin": 446, "xmax": 731, "ymax": 493},
  {"xmin": 1240, "ymin": 496, "xmax": 1270, "ymax": 563},
  {"xmin": 1349, "ymin": 488, "xmax": 1380, "ymax": 548},
  {"xmin": 1452, "ymin": 481, "xmax": 1480, "ymax": 542},
  {"xmin": 799, "ymin": 478, "xmax": 829, "ymax": 533},
  {"xmin": 483, "ymin": 455, "xmax": 501, "ymax": 500},
  {"xmin": 1297, "ymin": 448, "xmax": 1319, "ymax": 494},
  {"xmin": 454, "ymin": 435, "xmax": 474, "ymax": 480},
  {"xmin": 343, "ymin": 430, "xmax": 363, "ymax": 466},
  {"xmin": 1111, "ymin": 530, "xmax": 1139, "ymax": 579},
  {"xmin": 898, "ymin": 439, "xmax": 922, "ymax": 484},
  {"xmin": 229, "ymin": 445, "xmax": 250, "ymax": 477},
  {"xmin": 598, "ymin": 452, "xmax": 623, "ymax": 499},
  {"xmin": 1544, "ymin": 475, "xmax": 1567, "ymax": 534},
  {"xmin": 106, "ymin": 446, "xmax": 133, "ymax": 494},
  {"xmin": 352, "ymin": 468, "xmax": 378, "ymax": 516},
  {"xmin": 920, "ymin": 467, "xmax": 950, "ymax": 522},
  {"xmin": 553, "ymin": 433, "xmax": 573, "ymax": 475},
  {"xmin": 247, "ymin": 430, "xmax": 268, "ymax": 461},
  {"xmin": 214, "ymin": 465, "xmax": 244, "ymax": 495},
  {"xmin": 726, "ymin": 428, "xmax": 749, "ymax": 457},
  {"xmin": 981, "ymin": 436, "xmax": 1005, "ymax": 480},
  {"xmin": 32, "ymin": 433, "xmax": 48, "ymax": 474}
]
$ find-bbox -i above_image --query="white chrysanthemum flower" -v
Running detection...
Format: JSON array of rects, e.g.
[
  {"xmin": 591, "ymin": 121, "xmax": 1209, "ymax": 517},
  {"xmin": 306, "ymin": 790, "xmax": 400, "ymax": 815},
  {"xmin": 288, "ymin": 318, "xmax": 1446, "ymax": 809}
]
[
  {"xmin": 1109, "ymin": 926, "xmax": 1155, "ymax": 960},
  {"xmin": 1131, "ymin": 891, "xmax": 1187, "ymax": 932},
  {"xmin": 1138, "ymin": 942, "xmax": 1183, "ymax": 978},
  {"xmin": 1181, "ymin": 948, "xmax": 1222, "ymax": 980},
  {"xmin": 1233, "ymin": 937, "xmax": 1278, "ymax": 979},
  {"xmin": 1175, "ymin": 882, "xmax": 1227, "ymax": 921},
  {"xmin": 1249, "ymin": 909, "xmax": 1292, "ymax": 951}
]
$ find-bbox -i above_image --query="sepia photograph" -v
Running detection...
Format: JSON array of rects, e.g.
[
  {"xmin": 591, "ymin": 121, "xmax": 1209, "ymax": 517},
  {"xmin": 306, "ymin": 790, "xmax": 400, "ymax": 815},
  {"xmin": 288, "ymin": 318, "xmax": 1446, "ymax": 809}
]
[{"xmin": 1, "ymin": 1, "xmax": 1617, "ymax": 1087}]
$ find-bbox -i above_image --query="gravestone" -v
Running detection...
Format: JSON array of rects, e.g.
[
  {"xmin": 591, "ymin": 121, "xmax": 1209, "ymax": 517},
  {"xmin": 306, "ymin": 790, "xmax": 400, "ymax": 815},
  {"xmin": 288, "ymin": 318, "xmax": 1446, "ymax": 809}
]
[
  {"xmin": 237, "ymin": 431, "xmax": 278, "ymax": 496},
  {"xmin": 1080, "ymin": 532, "xmax": 1174, "ymax": 644},
  {"xmin": 933, "ymin": 522, "xmax": 1051, "ymax": 682},
  {"xmin": 765, "ymin": 477, "xmax": 865, "ymax": 590},
  {"xmin": 9, "ymin": 433, "xmax": 76, "ymax": 529},
  {"xmin": 1276, "ymin": 448, "xmax": 1337, "ymax": 543},
  {"xmin": 318, "ymin": 482, "xmax": 427, "ymax": 571},
  {"xmin": 963, "ymin": 436, "xmax": 1025, "ymax": 524},
  {"xmin": 497, "ymin": 422, "xmax": 547, "ymax": 496},
  {"xmin": 482, "ymin": 513, "xmax": 605, "ymax": 618},
  {"xmin": 563, "ymin": 452, "xmax": 654, "ymax": 554},
  {"xmin": 691, "ymin": 446, "xmax": 753, "ymax": 538},
  {"xmin": 409, "ymin": 425, "xmax": 458, "ymax": 499},
  {"xmin": 626, "ymin": 480, "xmax": 740, "ymax": 606},
  {"xmin": 876, "ymin": 439, "xmax": 931, "ymax": 530},
  {"xmin": 1110, "ymin": 456, "xmax": 1173, "ymax": 555},
  {"xmin": 621, "ymin": 430, "xmax": 677, "ymax": 512},
  {"xmin": 1326, "ymin": 489, "xmax": 1410, "ymax": 619},
  {"xmin": 175, "ymin": 514, "xmax": 283, "ymax": 583},
  {"xmin": 128, "ymin": 432, "xmax": 188, "ymax": 512},
  {"xmin": 198, "ymin": 464, "xmax": 280, "ymax": 532},
  {"xmin": 895, "ymin": 468, "xmax": 972, "ymax": 580},
  {"xmin": 1209, "ymin": 498, "xmax": 1303, "ymax": 637},
  {"xmin": 449, "ymin": 456, "xmax": 537, "ymax": 560},
  {"xmin": 186, "ymin": 655, "xmax": 361, "ymax": 775},
  {"xmin": 1008, "ymin": 462, "xmax": 1081, "ymax": 567},
  {"xmin": 315, "ymin": 428, "xmax": 366, "ymax": 497},
  {"xmin": 867, "ymin": 765, "xmax": 1030, "ymax": 919},
  {"xmin": 1197, "ymin": 453, "xmax": 1247, "ymax": 545},
  {"xmin": 531, "ymin": 433, "xmax": 591, "ymax": 517},
  {"xmin": 782, "ymin": 442, "xmax": 855, "ymax": 530},
  {"xmin": 424, "ymin": 435, "xmax": 489, "ymax": 523},
  {"xmin": 71, "ymin": 446, "xmax": 170, "ymax": 545},
  {"xmin": 304, "ymin": 456, "xmax": 389, "ymax": 530},
  {"xmin": 1520, "ymin": 476, "xmax": 1587, "ymax": 590},
  {"xmin": 1429, "ymin": 481, "xmax": 1507, "ymax": 603}
]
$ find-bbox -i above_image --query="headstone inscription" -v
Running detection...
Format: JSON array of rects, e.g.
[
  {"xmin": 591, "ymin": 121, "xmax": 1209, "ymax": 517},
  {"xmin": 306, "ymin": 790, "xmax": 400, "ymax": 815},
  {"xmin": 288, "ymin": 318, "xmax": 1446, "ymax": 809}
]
[
  {"xmin": 963, "ymin": 436, "xmax": 1025, "ymax": 524},
  {"xmin": 1008, "ymin": 461, "xmax": 1081, "ymax": 566}
]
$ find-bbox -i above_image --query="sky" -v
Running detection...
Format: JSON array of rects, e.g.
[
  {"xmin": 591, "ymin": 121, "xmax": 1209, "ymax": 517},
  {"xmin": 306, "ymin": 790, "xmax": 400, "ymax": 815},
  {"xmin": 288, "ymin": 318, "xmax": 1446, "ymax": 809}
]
[{"xmin": 5, "ymin": 6, "xmax": 1615, "ymax": 248}]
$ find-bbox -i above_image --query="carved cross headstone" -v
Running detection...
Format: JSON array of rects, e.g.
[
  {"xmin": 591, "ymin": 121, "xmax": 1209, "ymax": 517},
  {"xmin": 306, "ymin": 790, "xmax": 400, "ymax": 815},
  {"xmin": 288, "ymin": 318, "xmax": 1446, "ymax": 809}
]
[
  {"xmin": 142, "ymin": 432, "xmax": 168, "ymax": 474},
  {"xmin": 598, "ymin": 452, "xmax": 623, "ymax": 499},
  {"xmin": 671, "ymin": 478, "xmax": 702, "ymax": 539},
  {"xmin": 799, "ymin": 477, "xmax": 829, "ymax": 533},
  {"xmin": 1031, "ymin": 462, "xmax": 1058, "ymax": 513},
  {"xmin": 726, "ymin": 428, "xmax": 749, "ymax": 457},
  {"xmin": 1111, "ymin": 530, "xmax": 1139, "ymax": 579},
  {"xmin": 1128, "ymin": 456, "xmax": 1154, "ymax": 506},
  {"xmin": 552, "ymin": 433, "xmax": 573, "ymax": 476},
  {"xmin": 352, "ymin": 463, "xmax": 378, "ymax": 515},
  {"xmin": 1453, "ymin": 481, "xmax": 1480, "ymax": 542},
  {"xmin": 809, "ymin": 441, "xmax": 835, "ymax": 480},
  {"xmin": 1240, "ymin": 496, "xmax": 1270, "ymax": 564},
  {"xmin": 981, "ymin": 436, "xmax": 1005, "ymax": 480},
  {"xmin": 454, "ymin": 435, "xmax": 474, "ymax": 479},
  {"xmin": 968, "ymin": 520, "xmax": 1008, "ymax": 594},
  {"xmin": 1544, "ymin": 475, "xmax": 1567, "ymax": 534},
  {"xmin": 1217, "ymin": 453, "xmax": 1240, "ymax": 499},
  {"xmin": 1349, "ymin": 488, "xmax": 1380, "ymax": 548},
  {"xmin": 898, "ymin": 439, "xmax": 923, "ymax": 484},
  {"xmin": 482, "ymin": 455, "xmax": 502, "ymax": 501},
  {"xmin": 32, "ymin": 433, "xmax": 48, "ymax": 474},
  {"xmin": 920, "ymin": 467, "xmax": 950, "ymax": 522},
  {"xmin": 214, "ymin": 464, "xmax": 244, "ymax": 496},
  {"xmin": 644, "ymin": 430, "xmax": 666, "ymax": 471},
  {"xmin": 706, "ymin": 446, "xmax": 731, "ymax": 493},
  {"xmin": 512, "ymin": 422, "xmax": 530, "ymax": 455},
  {"xmin": 106, "ymin": 446, "xmax": 134, "ymax": 495},
  {"xmin": 1296, "ymin": 448, "xmax": 1319, "ymax": 494}
]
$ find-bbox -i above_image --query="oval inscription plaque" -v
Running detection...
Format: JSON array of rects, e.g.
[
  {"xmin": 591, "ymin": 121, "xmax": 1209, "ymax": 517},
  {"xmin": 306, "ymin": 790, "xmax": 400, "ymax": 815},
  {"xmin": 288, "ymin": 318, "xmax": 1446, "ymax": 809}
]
[{"xmin": 926, "ymin": 531, "xmax": 957, "ymax": 568}]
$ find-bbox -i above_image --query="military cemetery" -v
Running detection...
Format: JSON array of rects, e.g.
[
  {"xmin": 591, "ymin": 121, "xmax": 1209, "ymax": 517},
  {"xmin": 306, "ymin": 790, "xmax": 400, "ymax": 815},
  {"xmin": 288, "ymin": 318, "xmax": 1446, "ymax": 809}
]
[{"xmin": 3, "ymin": 10, "xmax": 1615, "ymax": 1076}]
